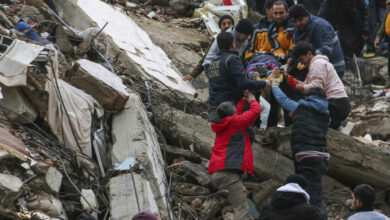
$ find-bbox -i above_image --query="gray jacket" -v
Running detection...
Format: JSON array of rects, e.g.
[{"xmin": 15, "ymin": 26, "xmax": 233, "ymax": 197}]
[
  {"xmin": 347, "ymin": 211, "xmax": 389, "ymax": 220},
  {"xmin": 202, "ymin": 28, "xmax": 248, "ymax": 66}
]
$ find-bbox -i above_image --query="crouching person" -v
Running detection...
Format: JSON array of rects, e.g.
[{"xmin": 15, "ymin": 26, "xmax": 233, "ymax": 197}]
[
  {"xmin": 208, "ymin": 92, "xmax": 261, "ymax": 220},
  {"xmin": 270, "ymin": 74, "xmax": 330, "ymax": 220},
  {"xmin": 260, "ymin": 174, "xmax": 321, "ymax": 220}
]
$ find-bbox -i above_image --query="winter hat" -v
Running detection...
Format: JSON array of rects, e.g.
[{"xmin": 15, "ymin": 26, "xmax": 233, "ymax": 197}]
[
  {"xmin": 289, "ymin": 4, "xmax": 310, "ymax": 21},
  {"xmin": 132, "ymin": 212, "xmax": 159, "ymax": 220},
  {"xmin": 285, "ymin": 174, "xmax": 308, "ymax": 189},
  {"xmin": 218, "ymin": 15, "xmax": 235, "ymax": 28},
  {"xmin": 235, "ymin": 19, "xmax": 254, "ymax": 35}
]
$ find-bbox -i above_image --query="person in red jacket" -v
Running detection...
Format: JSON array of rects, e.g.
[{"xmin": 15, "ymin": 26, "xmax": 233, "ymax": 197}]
[{"xmin": 208, "ymin": 91, "xmax": 261, "ymax": 220}]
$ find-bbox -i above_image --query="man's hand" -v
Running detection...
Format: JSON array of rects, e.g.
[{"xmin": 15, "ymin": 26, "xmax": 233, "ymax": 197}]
[
  {"xmin": 375, "ymin": 37, "xmax": 381, "ymax": 49},
  {"xmin": 271, "ymin": 79, "xmax": 280, "ymax": 87},
  {"xmin": 270, "ymin": 68, "xmax": 281, "ymax": 79},
  {"xmin": 182, "ymin": 75, "xmax": 195, "ymax": 82},
  {"xmin": 247, "ymin": 92, "xmax": 256, "ymax": 103},
  {"xmin": 286, "ymin": 73, "xmax": 297, "ymax": 88}
]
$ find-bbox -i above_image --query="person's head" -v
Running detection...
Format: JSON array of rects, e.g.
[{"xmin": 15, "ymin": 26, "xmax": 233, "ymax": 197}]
[
  {"xmin": 291, "ymin": 41, "xmax": 315, "ymax": 66},
  {"xmin": 217, "ymin": 32, "xmax": 235, "ymax": 51},
  {"xmin": 352, "ymin": 184, "xmax": 375, "ymax": 210},
  {"xmin": 289, "ymin": 4, "xmax": 310, "ymax": 31},
  {"xmin": 272, "ymin": 1, "xmax": 289, "ymax": 25},
  {"xmin": 264, "ymin": 0, "xmax": 276, "ymax": 20},
  {"xmin": 307, "ymin": 87, "xmax": 326, "ymax": 99},
  {"xmin": 217, "ymin": 101, "xmax": 237, "ymax": 119},
  {"xmin": 219, "ymin": 15, "xmax": 234, "ymax": 32},
  {"xmin": 285, "ymin": 174, "xmax": 308, "ymax": 190},
  {"xmin": 235, "ymin": 19, "xmax": 253, "ymax": 42},
  {"xmin": 132, "ymin": 211, "xmax": 158, "ymax": 220}
]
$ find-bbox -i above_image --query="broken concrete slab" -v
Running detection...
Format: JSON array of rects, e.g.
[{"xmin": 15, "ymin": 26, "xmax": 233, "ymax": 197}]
[
  {"xmin": 0, "ymin": 127, "xmax": 30, "ymax": 160},
  {"xmin": 0, "ymin": 86, "xmax": 38, "ymax": 124},
  {"xmin": 66, "ymin": 59, "xmax": 130, "ymax": 111},
  {"xmin": 26, "ymin": 194, "xmax": 68, "ymax": 219},
  {"xmin": 161, "ymin": 144, "xmax": 202, "ymax": 163},
  {"xmin": 0, "ymin": 173, "xmax": 23, "ymax": 207},
  {"xmin": 80, "ymin": 189, "xmax": 98, "ymax": 213},
  {"xmin": 56, "ymin": 0, "xmax": 195, "ymax": 95},
  {"xmin": 357, "ymin": 57, "xmax": 389, "ymax": 85},
  {"xmin": 110, "ymin": 91, "xmax": 170, "ymax": 219},
  {"xmin": 171, "ymin": 182, "xmax": 210, "ymax": 196},
  {"xmin": 350, "ymin": 117, "xmax": 390, "ymax": 141},
  {"xmin": 108, "ymin": 173, "xmax": 161, "ymax": 220},
  {"xmin": 45, "ymin": 167, "xmax": 63, "ymax": 194}
]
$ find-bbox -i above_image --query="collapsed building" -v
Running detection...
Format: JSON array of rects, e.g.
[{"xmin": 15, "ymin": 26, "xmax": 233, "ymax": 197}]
[{"xmin": 0, "ymin": 0, "xmax": 387, "ymax": 219}]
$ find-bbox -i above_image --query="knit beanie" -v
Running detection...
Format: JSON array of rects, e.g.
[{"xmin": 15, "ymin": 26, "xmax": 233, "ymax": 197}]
[
  {"xmin": 132, "ymin": 212, "xmax": 158, "ymax": 220},
  {"xmin": 285, "ymin": 174, "xmax": 308, "ymax": 189},
  {"xmin": 235, "ymin": 19, "xmax": 254, "ymax": 35},
  {"xmin": 218, "ymin": 15, "xmax": 235, "ymax": 28},
  {"xmin": 289, "ymin": 4, "xmax": 310, "ymax": 21}
]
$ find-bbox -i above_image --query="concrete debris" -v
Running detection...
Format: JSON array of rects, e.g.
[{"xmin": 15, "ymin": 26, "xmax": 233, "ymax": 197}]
[
  {"xmin": 171, "ymin": 182, "xmax": 210, "ymax": 196},
  {"xmin": 0, "ymin": 86, "xmax": 38, "ymax": 124},
  {"xmin": 45, "ymin": 167, "xmax": 63, "ymax": 194},
  {"xmin": 251, "ymin": 179, "xmax": 281, "ymax": 211},
  {"xmin": 80, "ymin": 189, "xmax": 98, "ymax": 213},
  {"xmin": 66, "ymin": 59, "xmax": 129, "ymax": 111},
  {"xmin": 0, "ymin": 173, "xmax": 23, "ymax": 207},
  {"xmin": 357, "ymin": 57, "xmax": 389, "ymax": 85},
  {"xmin": 161, "ymin": 144, "xmax": 202, "ymax": 163},
  {"xmin": 26, "ymin": 194, "xmax": 67, "ymax": 219}
]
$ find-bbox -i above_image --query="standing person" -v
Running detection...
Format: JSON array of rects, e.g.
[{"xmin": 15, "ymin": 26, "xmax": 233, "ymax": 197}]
[
  {"xmin": 270, "ymin": 75, "xmax": 330, "ymax": 220},
  {"xmin": 297, "ymin": 0, "xmax": 325, "ymax": 15},
  {"xmin": 203, "ymin": 19, "xmax": 254, "ymax": 79},
  {"xmin": 208, "ymin": 92, "xmax": 261, "ymax": 220},
  {"xmin": 318, "ymin": 0, "xmax": 369, "ymax": 70},
  {"xmin": 375, "ymin": 0, "xmax": 390, "ymax": 85},
  {"xmin": 336, "ymin": 184, "xmax": 390, "ymax": 220},
  {"xmin": 245, "ymin": 0, "xmax": 276, "ymax": 59},
  {"xmin": 289, "ymin": 4, "xmax": 346, "ymax": 79},
  {"xmin": 287, "ymin": 42, "xmax": 351, "ymax": 129},
  {"xmin": 260, "ymin": 174, "xmax": 321, "ymax": 220},
  {"xmin": 266, "ymin": 0, "xmax": 297, "ymax": 128},
  {"xmin": 182, "ymin": 15, "xmax": 234, "ymax": 82},
  {"xmin": 366, "ymin": 0, "xmax": 387, "ymax": 58},
  {"xmin": 208, "ymin": 31, "xmax": 269, "ymax": 123}
]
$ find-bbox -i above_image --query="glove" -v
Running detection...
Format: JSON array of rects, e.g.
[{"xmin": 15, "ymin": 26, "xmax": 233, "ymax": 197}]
[
  {"xmin": 297, "ymin": 63, "xmax": 306, "ymax": 70},
  {"xmin": 286, "ymin": 73, "xmax": 297, "ymax": 88}
]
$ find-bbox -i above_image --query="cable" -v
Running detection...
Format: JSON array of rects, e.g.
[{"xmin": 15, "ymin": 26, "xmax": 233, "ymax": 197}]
[{"xmin": 129, "ymin": 168, "xmax": 141, "ymax": 213}]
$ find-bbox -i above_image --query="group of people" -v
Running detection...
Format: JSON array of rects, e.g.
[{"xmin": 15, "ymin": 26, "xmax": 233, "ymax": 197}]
[{"xmin": 181, "ymin": 0, "xmax": 390, "ymax": 219}]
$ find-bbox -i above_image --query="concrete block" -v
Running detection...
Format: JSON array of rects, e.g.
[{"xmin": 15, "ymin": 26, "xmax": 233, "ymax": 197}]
[
  {"xmin": 0, "ymin": 173, "xmax": 23, "ymax": 207},
  {"xmin": 45, "ymin": 167, "xmax": 63, "ymax": 193}
]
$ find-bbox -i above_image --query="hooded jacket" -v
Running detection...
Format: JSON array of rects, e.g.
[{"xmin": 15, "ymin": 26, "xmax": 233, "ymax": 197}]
[
  {"xmin": 268, "ymin": 19, "xmax": 296, "ymax": 56},
  {"xmin": 272, "ymin": 87, "xmax": 330, "ymax": 154},
  {"xmin": 303, "ymin": 55, "xmax": 348, "ymax": 99},
  {"xmin": 259, "ymin": 183, "xmax": 320, "ymax": 220},
  {"xmin": 208, "ymin": 98, "xmax": 261, "ymax": 175},
  {"xmin": 293, "ymin": 15, "xmax": 345, "ymax": 77}
]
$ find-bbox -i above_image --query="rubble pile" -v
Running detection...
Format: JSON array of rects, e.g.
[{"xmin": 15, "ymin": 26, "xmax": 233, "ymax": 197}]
[{"xmin": 0, "ymin": 0, "xmax": 387, "ymax": 220}]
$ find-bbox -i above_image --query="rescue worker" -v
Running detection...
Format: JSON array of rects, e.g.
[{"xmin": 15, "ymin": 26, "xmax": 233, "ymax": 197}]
[
  {"xmin": 286, "ymin": 41, "xmax": 351, "ymax": 129},
  {"xmin": 208, "ymin": 31, "xmax": 269, "ymax": 123},
  {"xmin": 270, "ymin": 73, "xmax": 330, "ymax": 220},
  {"xmin": 208, "ymin": 92, "xmax": 260, "ymax": 220},
  {"xmin": 289, "ymin": 4, "xmax": 346, "ymax": 79},
  {"xmin": 318, "ymin": 0, "xmax": 369, "ymax": 70}
]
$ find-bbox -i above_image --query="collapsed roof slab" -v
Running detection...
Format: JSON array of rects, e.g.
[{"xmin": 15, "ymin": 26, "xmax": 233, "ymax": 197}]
[{"xmin": 54, "ymin": 0, "xmax": 195, "ymax": 95}]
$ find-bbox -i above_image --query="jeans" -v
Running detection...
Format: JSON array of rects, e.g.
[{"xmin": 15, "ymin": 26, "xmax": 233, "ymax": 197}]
[
  {"xmin": 296, "ymin": 157, "xmax": 329, "ymax": 220},
  {"xmin": 210, "ymin": 171, "xmax": 251, "ymax": 220}
]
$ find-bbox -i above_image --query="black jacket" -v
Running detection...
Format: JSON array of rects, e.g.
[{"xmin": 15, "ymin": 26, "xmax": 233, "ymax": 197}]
[
  {"xmin": 290, "ymin": 98, "xmax": 329, "ymax": 155},
  {"xmin": 318, "ymin": 0, "xmax": 369, "ymax": 34},
  {"xmin": 260, "ymin": 191, "xmax": 321, "ymax": 220},
  {"xmin": 208, "ymin": 50, "xmax": 266, "ymax": 108}
]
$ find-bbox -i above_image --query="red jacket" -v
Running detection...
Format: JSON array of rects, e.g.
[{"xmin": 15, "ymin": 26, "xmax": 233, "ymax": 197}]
[{"xmin": 208, "ymin": 99, "xmax": 261, "ymax": 175}]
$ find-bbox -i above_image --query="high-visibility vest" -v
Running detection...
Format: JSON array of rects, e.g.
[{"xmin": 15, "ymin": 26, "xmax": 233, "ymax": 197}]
[{"xmin": 385, "ymin": 12, "xmax": 390, "ymax": 36}]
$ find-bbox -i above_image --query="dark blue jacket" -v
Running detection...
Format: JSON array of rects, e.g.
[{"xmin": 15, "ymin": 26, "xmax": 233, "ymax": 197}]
[
  {"xmin": 293, "ymin": 15, "xmax": 345, "ymax": 77},
  {"xmin": 14, "ymin": 20, "xmax": 50, "ymax": 44},
  {"xmin": 208, "ymin": 50, "xmax": 266, "ymax": 108}
]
